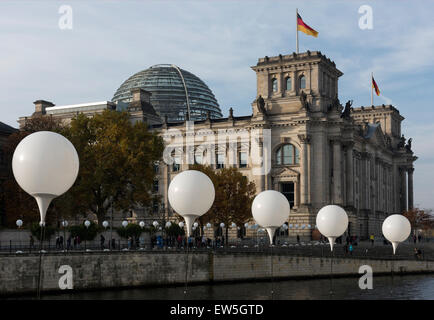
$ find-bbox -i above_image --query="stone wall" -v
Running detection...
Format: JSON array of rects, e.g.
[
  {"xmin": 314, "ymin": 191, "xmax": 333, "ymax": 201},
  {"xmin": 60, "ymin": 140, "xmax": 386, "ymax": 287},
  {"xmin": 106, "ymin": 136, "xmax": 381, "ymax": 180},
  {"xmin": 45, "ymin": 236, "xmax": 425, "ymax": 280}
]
[{"xmin": 0, "ymin": 251, "xmax": 433, "ymax": 296}]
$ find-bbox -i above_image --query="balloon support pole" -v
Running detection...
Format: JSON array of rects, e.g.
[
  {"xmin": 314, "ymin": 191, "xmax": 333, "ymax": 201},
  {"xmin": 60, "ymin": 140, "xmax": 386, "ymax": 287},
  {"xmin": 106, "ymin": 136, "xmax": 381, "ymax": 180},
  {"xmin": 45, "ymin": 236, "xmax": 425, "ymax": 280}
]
[
  {"xmin": 184, "ymin": 215, "xmax": 196, "ymax": 238},
  {"xmin": 328, "ymin": 237, "xmax": 336, "ymax": 252},
  {"xmin": 392, "ymin": 242, "xmax": 398, "ymax": 255},
  {"xmin": 266, "ymin": 227, "xmax": 277, "ymax": 246}
]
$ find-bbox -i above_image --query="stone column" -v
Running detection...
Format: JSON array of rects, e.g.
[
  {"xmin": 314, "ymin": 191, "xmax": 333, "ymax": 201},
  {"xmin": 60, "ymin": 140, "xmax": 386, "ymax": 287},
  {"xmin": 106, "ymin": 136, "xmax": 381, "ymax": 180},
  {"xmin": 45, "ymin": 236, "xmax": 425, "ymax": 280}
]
[
  {"xmin": 408, "ymin": 167, "xmax": 414, "ymax": 210},
  {"xmin": 298, "ymin": 134, "xmax": 311, "ymax": 205},
  {"xmin": 345, "ymin": 142, "xmax": 354, "ymax": 207},
  {"xmin": 332, "ymin": 139, "xmax": 343, "ymax": 205},
  {"xmin": 400, "ymin": 167, "xmax": 407, "ymax": 212}
]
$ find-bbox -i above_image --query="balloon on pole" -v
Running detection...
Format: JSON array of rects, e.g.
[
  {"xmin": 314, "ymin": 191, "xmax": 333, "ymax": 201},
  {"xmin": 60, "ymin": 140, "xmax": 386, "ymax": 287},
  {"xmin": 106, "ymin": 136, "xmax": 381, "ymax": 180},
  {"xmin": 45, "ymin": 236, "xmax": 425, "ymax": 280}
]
[
  {"xmin": 251, "ymin": 190, "xmax": 290, "ymax": 245},
  {"xmin": 12, "ymin": 131, "xmax": 79, "ymax": 224},
  {"xmin": 168, "ymin": 170, "xmax": 215, "ymax": 237},
  {"xmin": 316, "ymin": 205, "xmax": 348, "ymax": 251},
  {"xmin": 382, "ymin": 214, "xmax": 411, "ymax": 254}
]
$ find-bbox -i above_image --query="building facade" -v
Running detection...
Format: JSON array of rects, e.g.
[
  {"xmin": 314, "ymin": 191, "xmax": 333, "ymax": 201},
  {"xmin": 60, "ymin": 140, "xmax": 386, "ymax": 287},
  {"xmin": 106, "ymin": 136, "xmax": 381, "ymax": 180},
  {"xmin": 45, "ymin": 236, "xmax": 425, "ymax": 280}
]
[{"xmin": 17, "ymin": 51, "xmax": 417, "ymax": 240}]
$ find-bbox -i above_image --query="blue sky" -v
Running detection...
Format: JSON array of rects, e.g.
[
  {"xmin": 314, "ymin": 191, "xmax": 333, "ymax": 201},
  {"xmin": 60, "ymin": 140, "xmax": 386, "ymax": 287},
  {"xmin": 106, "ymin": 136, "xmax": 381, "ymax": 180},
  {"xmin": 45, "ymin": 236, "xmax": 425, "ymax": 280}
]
[{"xmin": 1, "ymin": 0, "xmax": 433, "ymax": 209}]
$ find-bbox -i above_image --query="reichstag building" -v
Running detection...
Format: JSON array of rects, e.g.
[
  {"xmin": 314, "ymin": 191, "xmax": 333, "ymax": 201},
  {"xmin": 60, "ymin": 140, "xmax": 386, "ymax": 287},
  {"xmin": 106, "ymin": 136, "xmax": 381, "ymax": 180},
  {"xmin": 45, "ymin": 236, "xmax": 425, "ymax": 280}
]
[{"xmin": 18, "ymin": 51, "xmax": 417, "ymax": 240}]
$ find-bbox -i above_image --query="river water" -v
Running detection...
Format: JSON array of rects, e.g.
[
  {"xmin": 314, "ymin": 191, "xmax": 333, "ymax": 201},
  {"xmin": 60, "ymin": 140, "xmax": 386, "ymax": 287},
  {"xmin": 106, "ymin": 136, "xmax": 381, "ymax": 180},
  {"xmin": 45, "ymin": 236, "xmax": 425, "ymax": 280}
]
[{"xmin": 36, "ymin": 274, "xmax": 434, "ymax": 300}]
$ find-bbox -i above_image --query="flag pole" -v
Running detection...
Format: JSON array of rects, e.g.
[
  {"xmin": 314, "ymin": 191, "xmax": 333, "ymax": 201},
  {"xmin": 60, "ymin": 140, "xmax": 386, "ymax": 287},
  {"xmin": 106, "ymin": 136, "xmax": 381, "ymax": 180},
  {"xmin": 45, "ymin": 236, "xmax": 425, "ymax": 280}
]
[
  {"xmin": 371, "ymin": 72, "xmax": 373, "ymax": 106},
  {"xmin": 296, "ymin": 8, "xmax": 299, "ymax": 54}
]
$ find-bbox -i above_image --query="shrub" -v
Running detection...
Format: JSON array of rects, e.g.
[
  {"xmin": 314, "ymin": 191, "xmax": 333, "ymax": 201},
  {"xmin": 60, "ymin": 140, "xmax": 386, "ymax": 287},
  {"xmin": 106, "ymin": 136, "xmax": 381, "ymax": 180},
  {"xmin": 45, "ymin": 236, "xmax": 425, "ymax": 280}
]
[
  {"xmin": 116, "ymin": 224, "xmax": 145, "ymax": 239},
  {"xmin": 30, "ymin": 222, "xmax": 56, "ymax": 241},
  {"xmin": 68, "ymin": 221, "xmax": 98, "ymax": 241}
]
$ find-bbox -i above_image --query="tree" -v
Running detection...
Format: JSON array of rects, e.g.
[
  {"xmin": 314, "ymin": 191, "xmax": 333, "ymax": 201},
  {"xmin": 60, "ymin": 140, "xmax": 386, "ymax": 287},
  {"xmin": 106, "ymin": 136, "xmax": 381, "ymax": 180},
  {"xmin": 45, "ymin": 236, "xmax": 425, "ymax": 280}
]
[
  {"xmin": 2, "ymin": 116, "xmax": 65, "ymax": 227},
  {"xmin": 403, "ymin": 208, "xmax": 434, "ymax": 234},
  {"xmin": 58, "ymin": 110, "xmax": 164, "ymax": 225},
  {"xmin": 189, "ymin": 164, "xmax": 256, "ymax": 244}
]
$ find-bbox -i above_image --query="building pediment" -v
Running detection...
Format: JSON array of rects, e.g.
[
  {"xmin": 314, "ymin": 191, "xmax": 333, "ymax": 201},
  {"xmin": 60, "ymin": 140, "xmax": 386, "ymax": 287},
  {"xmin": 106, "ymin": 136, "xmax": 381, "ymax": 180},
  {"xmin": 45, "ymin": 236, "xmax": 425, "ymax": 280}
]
[
  {"xmin": 272, "ymin": 167, "xmax": 300, "ymax": 178},
  {"xmin": 364, "ymin": 123, "xmax": 386, "ymax": 148}
]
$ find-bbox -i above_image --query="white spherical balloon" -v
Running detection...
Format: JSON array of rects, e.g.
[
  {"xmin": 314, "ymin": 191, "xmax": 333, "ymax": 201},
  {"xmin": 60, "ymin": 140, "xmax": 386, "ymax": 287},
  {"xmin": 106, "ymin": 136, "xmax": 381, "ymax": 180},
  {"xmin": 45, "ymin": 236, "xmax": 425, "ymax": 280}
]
[
  {"xmin": 382, "ymin": 214, "xmax": 411, "ymax": 254},
  {"xmin": 206, "ymin": 222, "xmax": 212, "ymax": 228},
  {"xmin": 168, "ymin": 170, "xmax": 215, "ymax": 217},
  {"xmin": 12, "ymin": 132, "xmax": 79, "ymax": 223},
  {"xmin": 252, "ymin": 190, "xmax": 290, "ymax": 228},
  {"xmin": 244, "ymin": 222, "xmax": 249, "ymax": 228},
  {"xmin": 166, "ymin": 221, "xmax": 172, "ymax": 228},
  {"xmin": 220, "ymin": 222, "xmax": 225, "ymax": 228},
  {"xmin": 139, "ymin": 221, "xmax": 145, "ymax": 228},
  {"xmin": 231, "ymin": 222, "xmax": 236, "ymax": 228},
  {"xmin": 122, "ymin": 220, "xmax": 128, "ymax": 228},
  {"xmin": 153, "ymin": 221, "xmax": 159, "ymax": 227},
  {"xmin": 178, "ymin": 222, "xmax": 184, "ymax": 228},
  {"xmin": 12, "ymin": 131, "xmax": 79, "ymax": 198},
  {"xmin": 62, "ymin": 220, "xmax": 69, "ymax": 227},
  {"xmin": 84, "ymin": 220, "xmax": 91, "ymax": 228},
  {"xmin": 16, "ymin": 219, "xmax": 23, "ymax": 227},
  {"xmin": 102, "ymin": 221, "xmax": 109, "ymax": 228},
  {"xmin": 316, "ymin": 205, "xmax": 348, "ymax": 251},
  {"xmin": 193, "ymin": 222, "xmax": 199, "ymax": 228}
]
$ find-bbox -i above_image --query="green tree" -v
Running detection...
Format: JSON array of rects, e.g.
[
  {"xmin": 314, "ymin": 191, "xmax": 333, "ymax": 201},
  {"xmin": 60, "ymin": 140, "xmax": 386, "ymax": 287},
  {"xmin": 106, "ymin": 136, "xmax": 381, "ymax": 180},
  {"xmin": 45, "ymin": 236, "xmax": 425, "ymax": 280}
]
[
  {"xmin": 58, "ymin": 110, "xmax": 164, "ymax": 225},
  {"xmin": 116, "ymin": 223, "xmax": 145, "ymax": 240},
  {"xmin": 68, "ymin": 221, "xmax": 99, "ymax": 241},
  {"xmin": 190, "ymin": 164, "xmax": 256, "ymax": 244}
]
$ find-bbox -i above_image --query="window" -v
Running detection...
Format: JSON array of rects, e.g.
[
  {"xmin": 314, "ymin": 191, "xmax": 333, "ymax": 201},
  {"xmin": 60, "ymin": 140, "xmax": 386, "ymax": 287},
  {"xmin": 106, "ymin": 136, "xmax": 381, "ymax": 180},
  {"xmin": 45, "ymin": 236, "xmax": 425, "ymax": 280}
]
[
  {"xmin": 239, "ymin": 152, "xmax": 247, "ymax": 168},
  {"xmin": 172, "ymin": 154, "xmax": 181, "ymax": 172},
  {"xmin": 216, "ymin": 153, "xmax": 225, "ymax": 169},
  {"xmin": 281, "ymin": 183, "xmax": 295, "ymax": 208},
  {"xmin": 152, "ymin": 200, "xmax": 159, "ymax": 214},
  {"xmin": 286, "ymin": 77, "xmax": 292, "ymax": 91},
  {"xmin": 299, "ymin": 75, "xmax": 306, "ymax": 89},
  {"xmin": 153, "ymin": 162, "xmax": 159, "ymax": 174},
  {"xmin": 275, "ymin": 144, "xmax": 300, "ymax": 165},
  {"xmin": 271, "ymin": 78, "xmax": 278, "ymax": 92},
  {"xmin": 152, "ymin": 180, "xmax": 159, "ymax": 193}
]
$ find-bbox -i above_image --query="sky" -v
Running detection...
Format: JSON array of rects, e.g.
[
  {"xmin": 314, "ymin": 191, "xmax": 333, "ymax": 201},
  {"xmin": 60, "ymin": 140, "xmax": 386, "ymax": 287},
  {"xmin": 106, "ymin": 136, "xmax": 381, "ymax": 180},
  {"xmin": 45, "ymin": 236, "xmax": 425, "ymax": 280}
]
[{"xmin": 1, "ymin": 0, "xmax": 433, "ymax": 209}]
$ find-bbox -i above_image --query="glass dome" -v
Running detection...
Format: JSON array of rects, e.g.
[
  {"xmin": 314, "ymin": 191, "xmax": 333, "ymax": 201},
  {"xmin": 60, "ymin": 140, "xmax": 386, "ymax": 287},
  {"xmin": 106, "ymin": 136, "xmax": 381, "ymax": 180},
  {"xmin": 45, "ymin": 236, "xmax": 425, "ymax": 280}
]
[{"xmin": 112, "ymin": 64, "xmax": 222, "ymax": 122}]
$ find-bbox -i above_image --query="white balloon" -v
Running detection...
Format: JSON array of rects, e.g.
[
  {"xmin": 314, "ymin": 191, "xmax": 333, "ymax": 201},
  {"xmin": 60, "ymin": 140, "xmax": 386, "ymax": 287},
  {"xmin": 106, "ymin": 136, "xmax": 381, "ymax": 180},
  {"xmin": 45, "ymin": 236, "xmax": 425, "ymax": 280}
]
[
  {"xmin": 193, "ymin": 222, "xmax": 199, "ymax": 228},
  {"xmin": 244, "ymin": 222, "xmax": 249, "ymax": 228},
  {"xmin": 382, "ymin": 214, "xmax": 411, "ymax": 254},
  {"xmin": 122, "ymin": 220, "xmax": 128, "ymax": 228},
  {"xmin": 220, "ymin": 222, "xmax": 225, "ymax": 228},
  {"xmin": 168, "ymin": 170, "xmax": 215, "ymax": 236},
  {"xmin": 102, "ymin": 221, "xmax": 109, "ymax": 228},
  {"xmin": 316, "ymin": 205, "xmax": 348, "ymax": 251},
  {"xmin": 16, "ymin": 219, "xmax": 23, "ymax": 227},
  {"xmin": 206, "ymin": 222, "xmax": 212, "ymax": 228},
  {"xmin": 166, "ymin": 221, "xmax": 172, "ymax": 228},
  {"xmin": 139, "ymin": 221, "xmax": 145, "ymax": 228},
  {"xmin": 62, "ymin": 220, "xmax": 69, "ymax": 227},
  {"xmin": 178, "ymin": 221, "xmax": 185, "ymax": 228},
  {"xmin": 231, "ymin": 222, "xmax": 236, "ymax": 228},
  {"xmin": 84, "ymin": 220, "xmax": 91, "ymax": 228},
  {"xmin": 251, "ymin": 190, "xmax": 290, "ymax": 244},
  {"xmin": 153, "ymin": 221, "xmax": 159, "ymax": 227},
  {"xmin": 12, "ymin": 131, "xmax": 79, "ymax": 224}
]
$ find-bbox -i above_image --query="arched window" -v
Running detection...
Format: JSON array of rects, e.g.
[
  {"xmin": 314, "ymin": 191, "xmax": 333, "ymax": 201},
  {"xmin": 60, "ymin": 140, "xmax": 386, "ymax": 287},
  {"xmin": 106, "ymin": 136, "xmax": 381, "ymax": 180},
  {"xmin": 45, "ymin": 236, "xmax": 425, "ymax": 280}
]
[
  {"xmin": 271, "ymin": 78, "xmax": 278, "ymax": 92},
  {"xmin": 286, "ymin": 77, "xmax": 292, "ymax": 91},
  {"xmin": 299, "ymin": 75, "xmax": 306, "ymax": 89},
  {"xmin": 276, "ymin": 144, "xmax": 300, "ymax": 165}
]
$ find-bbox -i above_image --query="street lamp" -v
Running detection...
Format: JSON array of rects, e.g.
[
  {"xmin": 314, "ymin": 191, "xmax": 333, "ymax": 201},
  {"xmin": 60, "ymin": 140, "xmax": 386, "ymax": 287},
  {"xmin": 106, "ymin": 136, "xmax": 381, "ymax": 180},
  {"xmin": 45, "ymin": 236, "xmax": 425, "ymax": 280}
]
[
  {"xmin": 316, "ymin": 205, "xmax": 348, "ymax": 251},
  {"xmin": 382, "ymin": 214, "xmax": 411, "ymax": 254},
  {"xmin": 168, "ymin": 170, "xmax": 215, "ymax": 237},
  {"xmin": 84, "ymin": 220, "xmax": 90, "ymax": 250},
  {"xmin": 251, "ymin": 190, "xmax": 290, "ymax": 245},
  {"xmin": 12, "ymin": 131, "xmax": 79, "ymax": 299},
  {"xmin": 62, "ymin": 220, "xmax": 68, "ymax": 251}
]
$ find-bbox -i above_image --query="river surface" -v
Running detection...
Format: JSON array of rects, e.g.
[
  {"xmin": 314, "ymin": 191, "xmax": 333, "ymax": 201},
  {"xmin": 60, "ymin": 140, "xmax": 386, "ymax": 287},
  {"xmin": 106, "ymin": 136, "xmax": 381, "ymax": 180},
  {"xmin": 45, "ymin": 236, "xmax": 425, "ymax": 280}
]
[{"xmin": 30, "ymin": 274, "xmax": 434, "ymax": 300}]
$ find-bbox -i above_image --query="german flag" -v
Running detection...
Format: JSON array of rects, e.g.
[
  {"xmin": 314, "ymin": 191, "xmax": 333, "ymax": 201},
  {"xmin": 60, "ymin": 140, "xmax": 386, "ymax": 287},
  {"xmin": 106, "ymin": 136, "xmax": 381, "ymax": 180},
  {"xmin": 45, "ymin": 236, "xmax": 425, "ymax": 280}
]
[
  {"xmin": 297, "ymin": 13, "xmax": 318, "ymax": 37},
  {"xmin": 372, "ymin": 76, "xmax": 380, "ymax": 96}
]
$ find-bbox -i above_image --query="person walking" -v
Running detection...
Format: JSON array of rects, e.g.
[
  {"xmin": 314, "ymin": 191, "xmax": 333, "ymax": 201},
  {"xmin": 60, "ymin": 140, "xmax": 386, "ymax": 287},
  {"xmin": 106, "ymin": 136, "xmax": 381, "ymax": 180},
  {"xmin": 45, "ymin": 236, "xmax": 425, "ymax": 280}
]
[
  {"xmin": 67, "ymin": 235, "xmax": 72, "ymax": 250},
  {"xmin": 59, "ymin": 235, "xmax": 64, "ymax": 250},
  {"xmin": 100, "ymin": 234, "xmax": 105, "ymax": 250},
  {"xmin": 296, "ymin": 234, "xmax": 300, "ymax": 244},
  {"xmin": 370, "ymin": 234, "xmax": 374, "ymax": 246},
  {"xmin": 29, "ymin": 235, "xmax": 34, "ymax": 250},
  {"xmin": 349, "ymin": 243, "xmax": 353, "ymax": 255}
]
